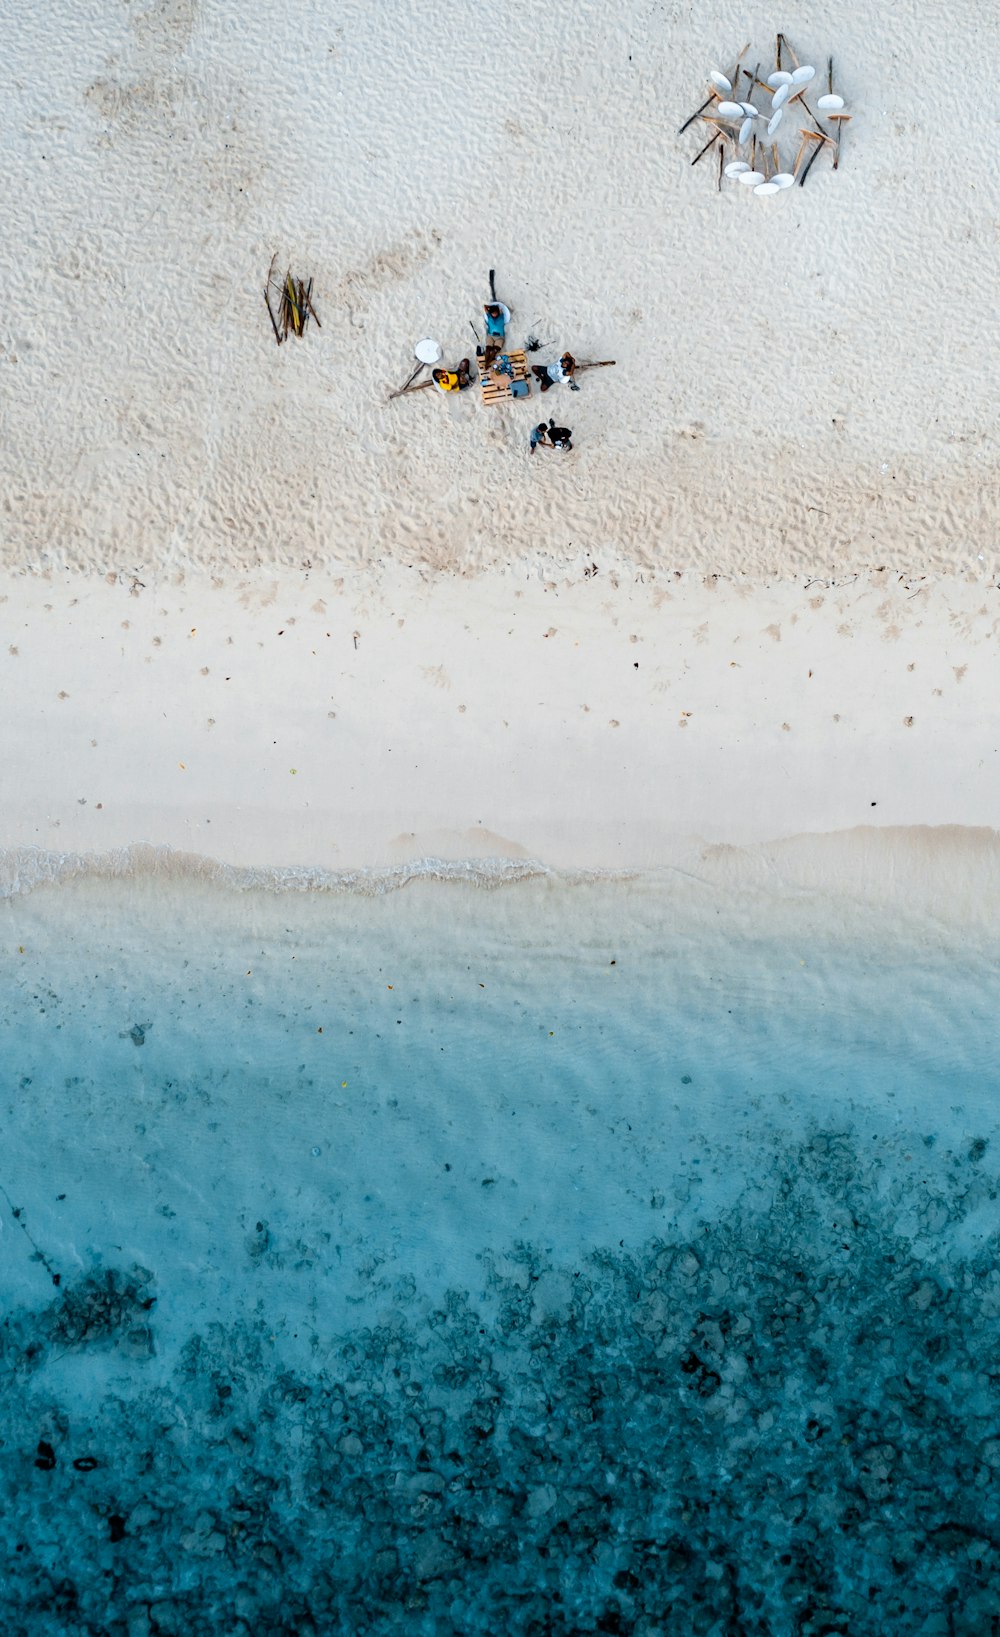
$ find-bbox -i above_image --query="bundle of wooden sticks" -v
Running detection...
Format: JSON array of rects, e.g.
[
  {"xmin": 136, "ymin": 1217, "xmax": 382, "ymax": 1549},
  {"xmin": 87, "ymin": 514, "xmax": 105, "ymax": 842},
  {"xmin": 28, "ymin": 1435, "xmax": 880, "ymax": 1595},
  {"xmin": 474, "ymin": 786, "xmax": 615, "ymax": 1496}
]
[{"xmin": 263, "ymin": 255, "xmax": 321, "ymax": 345}]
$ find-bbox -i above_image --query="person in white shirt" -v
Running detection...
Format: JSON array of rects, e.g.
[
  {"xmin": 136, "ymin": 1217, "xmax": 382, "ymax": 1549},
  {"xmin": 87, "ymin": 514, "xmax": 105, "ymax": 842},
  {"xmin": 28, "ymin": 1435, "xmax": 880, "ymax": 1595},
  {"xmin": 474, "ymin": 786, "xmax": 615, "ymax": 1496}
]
[{"xmin": 532, "ymin": 352, "xmax": 580, "ymax": 392}]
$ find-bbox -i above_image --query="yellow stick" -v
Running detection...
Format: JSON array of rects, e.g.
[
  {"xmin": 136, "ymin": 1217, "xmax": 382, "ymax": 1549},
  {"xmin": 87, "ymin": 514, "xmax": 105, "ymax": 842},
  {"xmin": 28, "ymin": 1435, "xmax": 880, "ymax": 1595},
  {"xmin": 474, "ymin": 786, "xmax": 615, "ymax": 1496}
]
[{"xmin": 286, "ymin": 273, "xmax": 301, "ymax": 336}]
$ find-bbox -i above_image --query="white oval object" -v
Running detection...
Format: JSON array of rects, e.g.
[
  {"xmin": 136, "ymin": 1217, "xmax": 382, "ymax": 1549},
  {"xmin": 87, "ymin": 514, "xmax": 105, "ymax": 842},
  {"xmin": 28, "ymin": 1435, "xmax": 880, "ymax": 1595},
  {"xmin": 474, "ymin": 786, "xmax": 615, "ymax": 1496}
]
[
  {"xmin": 740, "ymin": 102, "xmax": 759, "ymax": 118},
  {"xmin": 737, "ymin": 170, "xmax": 766, "ymax": 186},
  {"xmin": 791, "ymin": 65, "xmax": 816, "ymax": 84},
  {"xmin": 772, "ymin": 173, "xmax": 796, "ymax": 188},
  {"xmin": 738, "ymin": 117, "xmax": 753, "ymax": 144},
  {"xmin": 767, "ymin": 108, "xmax": 783, "ymax": 136},
  {"xmin": 414, "ymin": 337, "xmax": 442, "ymax": 364},
  {"xmin": 724, "ymin": 160, "xmax": 751, "ymax": 175},
  {"xmin": 755, "ymin": 181, "xmax": 780, "ymax": 195},
  {"xmin": 717, "ymin": 100, "xmax": 745, "ymax": 119},
  {"xmin": 710, "ymin": 71, "xmax": 732, "ymax": 93},
  {"xmin": 816, "ymin": 93, "xmax": 845, "ymax": 111},
  {"xmin": 771, "ymin": 83, "xmax": 791, "ymax": 109},
  {"xmin": 768, "ymin": 70, "xmax": 792, "ymax": 87}
]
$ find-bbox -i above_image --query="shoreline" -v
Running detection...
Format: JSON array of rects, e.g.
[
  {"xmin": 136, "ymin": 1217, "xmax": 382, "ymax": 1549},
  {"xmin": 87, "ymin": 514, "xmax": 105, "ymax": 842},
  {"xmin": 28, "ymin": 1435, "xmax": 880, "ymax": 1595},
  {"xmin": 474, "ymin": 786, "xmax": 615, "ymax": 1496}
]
[
  {"xmin": 3, "ymin": 565, "xmax": 998, "ymax": 887},
  {"xmin": 3, "ymin": 825, "xmax": 1000, "ymax": 933}
]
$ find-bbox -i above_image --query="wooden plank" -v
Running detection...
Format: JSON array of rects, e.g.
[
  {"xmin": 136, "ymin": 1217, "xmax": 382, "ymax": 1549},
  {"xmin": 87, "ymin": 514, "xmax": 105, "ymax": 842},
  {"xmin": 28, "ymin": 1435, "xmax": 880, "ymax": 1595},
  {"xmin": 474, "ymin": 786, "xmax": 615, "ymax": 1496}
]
[{"xmin": 478, "ymin": 349, "xmax": 530, "ymax": 406}]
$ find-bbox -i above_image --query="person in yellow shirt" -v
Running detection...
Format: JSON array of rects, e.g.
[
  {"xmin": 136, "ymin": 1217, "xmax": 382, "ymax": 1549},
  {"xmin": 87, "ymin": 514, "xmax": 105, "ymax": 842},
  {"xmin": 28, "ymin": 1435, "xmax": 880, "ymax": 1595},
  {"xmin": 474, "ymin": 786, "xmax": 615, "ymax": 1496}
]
[{"xmin": 432, "ymin": 358, "xmax": 473, "ymax": 392}]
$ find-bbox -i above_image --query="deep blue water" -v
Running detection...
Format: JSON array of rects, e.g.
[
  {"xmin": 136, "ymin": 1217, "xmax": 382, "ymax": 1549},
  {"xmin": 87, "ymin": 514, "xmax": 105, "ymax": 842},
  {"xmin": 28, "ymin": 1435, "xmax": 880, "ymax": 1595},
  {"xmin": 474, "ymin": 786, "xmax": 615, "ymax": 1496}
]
[{"xmin": 2, "ymin": 871, "xmax": 1000, "ymax": 1634}]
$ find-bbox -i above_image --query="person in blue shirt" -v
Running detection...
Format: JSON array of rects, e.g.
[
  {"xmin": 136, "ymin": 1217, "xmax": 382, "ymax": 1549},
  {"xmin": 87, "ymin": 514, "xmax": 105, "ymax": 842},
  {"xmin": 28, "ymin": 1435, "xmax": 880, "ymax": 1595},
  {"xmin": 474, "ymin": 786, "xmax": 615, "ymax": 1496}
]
[
  {"xmin": 481, "ymin": 301, "xmax": 511, "ymax": 370},
  {"xmin": 484, "ymin": 270, "xmax": 509, "ymax": 339},
  {"xmin": 530, "ymin": 423, "xmax": 550, "ymax": 453}
]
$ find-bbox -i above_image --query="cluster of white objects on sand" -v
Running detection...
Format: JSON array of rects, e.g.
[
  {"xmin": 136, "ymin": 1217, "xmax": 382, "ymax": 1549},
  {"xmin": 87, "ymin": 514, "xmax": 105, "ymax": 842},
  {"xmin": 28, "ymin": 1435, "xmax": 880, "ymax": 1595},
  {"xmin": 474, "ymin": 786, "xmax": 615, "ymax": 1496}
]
[{"xmin": 697, "ymin": 46, "xmax": 850, "ymax": 196}]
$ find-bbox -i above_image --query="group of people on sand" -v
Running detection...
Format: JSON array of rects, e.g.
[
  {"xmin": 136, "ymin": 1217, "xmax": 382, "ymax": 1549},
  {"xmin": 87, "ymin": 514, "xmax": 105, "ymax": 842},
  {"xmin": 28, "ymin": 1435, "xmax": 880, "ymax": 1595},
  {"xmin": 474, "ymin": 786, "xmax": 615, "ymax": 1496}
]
[
  {"xmin": 530, "ymin": 419, "xmax": 573, "ymax": 452},
  {"xmin": 426, "ymin": 273, "xmax": 577, "ymax": 454},
  {"xmin": 431, "ymin": 347, "xmax": 579, "ymax": 395}
]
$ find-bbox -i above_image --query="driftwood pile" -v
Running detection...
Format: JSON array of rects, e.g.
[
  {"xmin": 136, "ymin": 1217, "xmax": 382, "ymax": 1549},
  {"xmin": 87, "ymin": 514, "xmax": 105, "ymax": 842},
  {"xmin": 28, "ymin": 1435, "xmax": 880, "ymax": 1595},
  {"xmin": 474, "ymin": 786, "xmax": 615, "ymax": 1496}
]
[{"xmin": 263, "ymin": 254, "xmax": 321, "ymax": 345}]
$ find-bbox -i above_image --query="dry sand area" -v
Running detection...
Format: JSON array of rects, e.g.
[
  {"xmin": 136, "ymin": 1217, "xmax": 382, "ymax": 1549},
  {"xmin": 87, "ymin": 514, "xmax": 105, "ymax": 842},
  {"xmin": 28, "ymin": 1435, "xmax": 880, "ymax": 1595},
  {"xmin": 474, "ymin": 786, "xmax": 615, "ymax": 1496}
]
[{"xmin": 1, "ymin": 0, "xmax": 999, "ymax": 875}]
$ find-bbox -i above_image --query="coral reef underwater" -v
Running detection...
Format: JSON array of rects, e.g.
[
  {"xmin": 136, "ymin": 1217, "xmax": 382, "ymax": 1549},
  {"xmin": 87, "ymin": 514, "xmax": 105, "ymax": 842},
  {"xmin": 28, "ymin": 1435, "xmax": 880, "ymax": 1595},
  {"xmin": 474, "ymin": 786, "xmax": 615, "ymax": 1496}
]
[{"xmin": 3, "ymin": 1127, "xmax": 1000, "ymax": 1636}]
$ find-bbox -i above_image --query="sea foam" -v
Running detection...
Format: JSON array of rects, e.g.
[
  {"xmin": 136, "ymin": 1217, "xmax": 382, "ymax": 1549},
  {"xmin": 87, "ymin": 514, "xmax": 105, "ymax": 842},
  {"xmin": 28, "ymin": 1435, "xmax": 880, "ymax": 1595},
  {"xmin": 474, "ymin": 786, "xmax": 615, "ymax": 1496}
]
[
  {"xmin": 3, "ymin": 824, "xmax": 998, "ymax": 927},
  {"xmin": 0, "ymin": 842, "xmax": 559, "ymax": 900}
]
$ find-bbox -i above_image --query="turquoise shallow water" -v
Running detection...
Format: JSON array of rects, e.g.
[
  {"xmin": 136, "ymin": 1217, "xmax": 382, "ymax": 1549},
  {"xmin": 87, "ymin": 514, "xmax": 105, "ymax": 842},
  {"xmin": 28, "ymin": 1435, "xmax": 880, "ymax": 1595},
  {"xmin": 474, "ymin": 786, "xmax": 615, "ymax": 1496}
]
[{"xmin": 2, "ymin": 868, "xmax": 1000, "ymax": 1635}]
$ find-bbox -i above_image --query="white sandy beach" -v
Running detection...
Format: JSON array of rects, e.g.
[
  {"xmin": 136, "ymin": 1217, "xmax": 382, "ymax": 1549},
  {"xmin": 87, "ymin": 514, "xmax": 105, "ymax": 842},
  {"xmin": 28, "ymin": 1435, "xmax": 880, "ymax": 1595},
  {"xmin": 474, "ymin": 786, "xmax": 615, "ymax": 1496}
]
[
  {"xmin": 1, "ymin": 0, "xmax": 999, "ymax": 881},
  {"xmin": 2, "ymin": 566, "xmax": 1000, "ymax": 919}
]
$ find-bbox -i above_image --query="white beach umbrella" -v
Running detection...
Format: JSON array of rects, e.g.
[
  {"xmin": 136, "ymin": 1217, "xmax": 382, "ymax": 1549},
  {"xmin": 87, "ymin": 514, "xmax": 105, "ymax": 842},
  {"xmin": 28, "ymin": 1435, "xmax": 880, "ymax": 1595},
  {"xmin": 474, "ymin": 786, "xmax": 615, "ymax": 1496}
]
[
  {"xmin": 771, "ymin": 173, "xmax": 796, "ymax": 188},
  {"xmin": 767, "ymin": 108, "xmax": 783, "ymax": 136},
  {"xmin": 737, "ymin": 169, "xmax": 766, "ymax": 186},
  {"xmin": 754, "ymin": 181, "xmax": 780, "ymax": 195},
  {"xmin": 771, "ymin": 83, "xmax": 791, "ymax": 110},
  {"xmin": 791, "ymin": 65, "xmax": 816, "ymax": 84},
  {"xmin": 816, "ymin": 93, "xmax": 845, "ymax": 111},
  {"xmin": 767, "ymin": 70, "xmax": 792, "ymax": 87},
  {"xmin": 415, "ymin": 337, "xmax": 442, "ymax": 365},
  {"xmin": 725, "ymin": 160, "xmax": 751, "ymax": 176},
  {"xmin": 710, "ymin": 71, "xmax": 733, "ymax": 93},
  {"xmin": 716, "ymin": 100, "xmax": 745, "ymax": 120}
]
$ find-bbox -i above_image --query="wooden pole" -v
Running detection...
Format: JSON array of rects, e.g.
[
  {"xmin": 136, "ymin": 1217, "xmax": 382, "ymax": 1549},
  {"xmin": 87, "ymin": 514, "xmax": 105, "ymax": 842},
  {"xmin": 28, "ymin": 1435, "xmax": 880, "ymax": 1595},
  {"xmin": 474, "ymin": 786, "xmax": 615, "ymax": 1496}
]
[
  {"xmin": 798, "ymin": 139, "xmax": 824, "ymax": 186},
  {"xmin": 387, "ymin": 377, "xmax": 436, "ymax": 402},
  {"xmin": 828, "ymin": 111, "xmax": 851, "ymax": 166},
  {"xmin": 796, "ymin": 94, "xmax": 830, "ymax": 139},
  {"xmin": 780, "ymin": 33, "xmax": 800, "ymax": 70},
  {"xmin": 263, "ymin": 288, "xmax": 282, "ymax": 346},
  {"xmin": 263, "ymin": 253, "xmax": 282, "ymax": 345},
  {"xmin": 304, "ymin": 280, "xmax": 321, "ymax": 329},
  {"xmin": 691, "ymin": 132, "xmax": 720, "ymax": 166},
  {"xmin": 679, "ymin": 95, "xmax": 714, "ymax": 135}
]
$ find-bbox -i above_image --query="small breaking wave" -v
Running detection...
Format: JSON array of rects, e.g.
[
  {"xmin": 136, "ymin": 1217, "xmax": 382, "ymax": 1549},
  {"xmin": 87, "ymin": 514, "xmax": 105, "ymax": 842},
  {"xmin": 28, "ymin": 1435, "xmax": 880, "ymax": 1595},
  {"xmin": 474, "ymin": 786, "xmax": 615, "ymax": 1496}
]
[
  {"xmin": 5, "ymin": 829, "xmax": 999, "ymax": 924},
  {"xmin": 0, "ymin": 843, "xmax": 622, "ymax": 901}
]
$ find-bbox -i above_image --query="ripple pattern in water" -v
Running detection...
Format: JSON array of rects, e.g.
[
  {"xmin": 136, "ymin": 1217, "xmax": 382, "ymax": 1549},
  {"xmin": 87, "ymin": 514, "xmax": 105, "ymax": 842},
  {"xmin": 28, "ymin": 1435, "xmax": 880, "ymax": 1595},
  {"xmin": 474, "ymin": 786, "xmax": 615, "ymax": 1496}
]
[{"xmin": 1, "ymin": 875, "xmax": 999, "ymax": 1634}]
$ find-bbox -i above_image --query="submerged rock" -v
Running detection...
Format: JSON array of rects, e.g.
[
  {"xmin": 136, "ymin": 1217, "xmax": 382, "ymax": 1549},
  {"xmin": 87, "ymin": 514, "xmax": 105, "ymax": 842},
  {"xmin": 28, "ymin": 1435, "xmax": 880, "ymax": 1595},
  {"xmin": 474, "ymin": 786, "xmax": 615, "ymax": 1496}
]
[{"xmin": 3, "ymin": 1132, "xmax": 1000, "ymax": 1631}]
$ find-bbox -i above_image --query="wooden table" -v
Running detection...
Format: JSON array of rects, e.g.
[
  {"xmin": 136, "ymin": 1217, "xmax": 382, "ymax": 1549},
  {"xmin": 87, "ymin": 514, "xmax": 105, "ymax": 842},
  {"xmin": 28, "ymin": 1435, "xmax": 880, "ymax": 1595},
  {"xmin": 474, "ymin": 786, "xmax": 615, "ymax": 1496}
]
[{"xmin": 478, "ymin": 349, "xmax": 531, "ymax": 406}]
